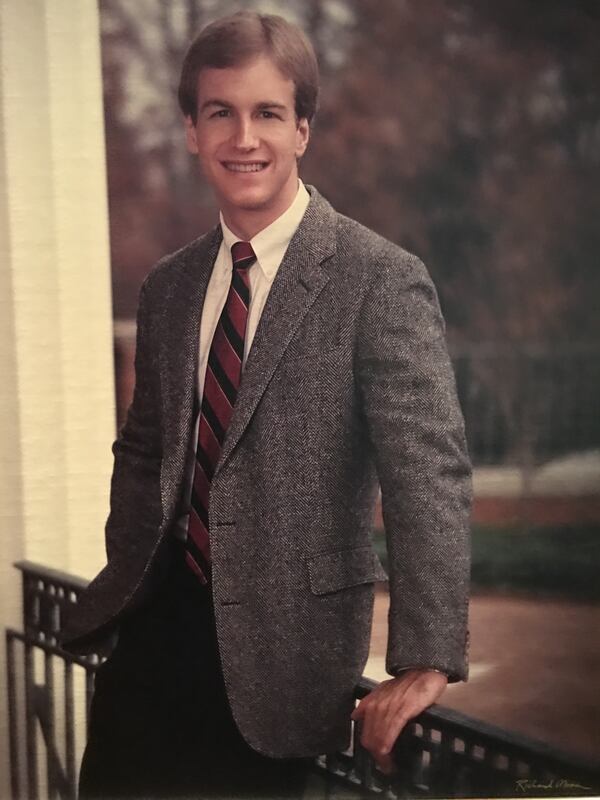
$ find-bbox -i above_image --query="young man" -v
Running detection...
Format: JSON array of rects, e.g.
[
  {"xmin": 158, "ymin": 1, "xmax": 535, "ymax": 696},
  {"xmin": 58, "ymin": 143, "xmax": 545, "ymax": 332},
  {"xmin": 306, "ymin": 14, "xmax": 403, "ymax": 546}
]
[{"xmin": 62, "ymin": 10, "xmax": 471, "ymax": 799}]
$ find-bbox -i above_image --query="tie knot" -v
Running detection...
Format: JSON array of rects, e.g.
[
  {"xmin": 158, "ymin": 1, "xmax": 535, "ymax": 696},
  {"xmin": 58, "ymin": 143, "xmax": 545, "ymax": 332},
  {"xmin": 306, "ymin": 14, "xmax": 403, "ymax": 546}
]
[{"xmin": 231, "ymin": 241, "xmax": 256, "ymax": 271}]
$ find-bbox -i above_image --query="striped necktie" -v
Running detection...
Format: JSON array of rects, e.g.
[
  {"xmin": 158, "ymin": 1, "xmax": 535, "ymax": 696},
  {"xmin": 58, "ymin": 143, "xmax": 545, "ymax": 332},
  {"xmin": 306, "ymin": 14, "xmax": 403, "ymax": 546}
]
[{"xmin": 184, "ymin": 241, "xmax": 256, "ymax": 583}]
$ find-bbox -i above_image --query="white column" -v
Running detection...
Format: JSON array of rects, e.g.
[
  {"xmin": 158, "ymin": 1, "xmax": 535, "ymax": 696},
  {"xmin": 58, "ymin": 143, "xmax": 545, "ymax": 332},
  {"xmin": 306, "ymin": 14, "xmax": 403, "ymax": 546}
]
[{"xmin": 0, "ymin": 1, "xmax": 115, "ymax": 794}]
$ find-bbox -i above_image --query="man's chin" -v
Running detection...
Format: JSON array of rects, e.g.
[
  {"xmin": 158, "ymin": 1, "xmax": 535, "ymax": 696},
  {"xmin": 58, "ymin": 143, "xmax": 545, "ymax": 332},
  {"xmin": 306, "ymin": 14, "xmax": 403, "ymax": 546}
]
[{"xmin": 221, "ymin": 189, "xmax": 273, "ymax": 213}]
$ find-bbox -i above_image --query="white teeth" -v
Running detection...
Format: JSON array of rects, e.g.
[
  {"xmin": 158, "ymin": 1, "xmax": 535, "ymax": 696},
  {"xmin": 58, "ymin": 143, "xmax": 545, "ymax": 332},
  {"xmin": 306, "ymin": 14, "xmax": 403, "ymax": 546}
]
[{"xmin": 224, "ymin": 162, "xmax": 266, "ymax": 172}]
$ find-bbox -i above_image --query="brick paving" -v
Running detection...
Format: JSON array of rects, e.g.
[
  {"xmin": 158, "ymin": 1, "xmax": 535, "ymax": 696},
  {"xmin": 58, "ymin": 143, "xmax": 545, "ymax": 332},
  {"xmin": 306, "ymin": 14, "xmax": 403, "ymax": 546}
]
[{"xmin": 365, "ymin": 589, "xmax": 600, "ymax": 762}]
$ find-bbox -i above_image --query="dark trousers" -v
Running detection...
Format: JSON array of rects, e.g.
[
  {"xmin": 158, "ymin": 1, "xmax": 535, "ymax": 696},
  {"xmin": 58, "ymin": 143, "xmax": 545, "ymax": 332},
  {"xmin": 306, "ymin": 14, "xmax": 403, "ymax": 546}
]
[{"xmin": 78, "ymin": 543, "xmax": 312, "ymax": 798}]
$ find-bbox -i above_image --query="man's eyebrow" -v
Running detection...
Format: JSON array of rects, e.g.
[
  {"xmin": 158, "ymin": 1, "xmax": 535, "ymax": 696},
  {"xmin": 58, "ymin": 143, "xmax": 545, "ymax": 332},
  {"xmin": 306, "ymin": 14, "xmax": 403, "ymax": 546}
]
[
  {"xmin": 199, "ymin": 98, "xmax": 231, "ymax": 112},
  {"xmin": 256, "ymin": 102, "xmax": 287, "ymax": 111},
  {"xmin": 199, "ymin": 99, "xmax": 289, "ymax": 113}
]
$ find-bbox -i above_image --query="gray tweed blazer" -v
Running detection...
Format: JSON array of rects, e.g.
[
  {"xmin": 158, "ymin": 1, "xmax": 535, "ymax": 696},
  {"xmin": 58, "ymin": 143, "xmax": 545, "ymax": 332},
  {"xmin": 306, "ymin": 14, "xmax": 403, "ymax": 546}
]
[{"xmin": 61, "ymin": 186, "xmax": 472, "ymax": 758}]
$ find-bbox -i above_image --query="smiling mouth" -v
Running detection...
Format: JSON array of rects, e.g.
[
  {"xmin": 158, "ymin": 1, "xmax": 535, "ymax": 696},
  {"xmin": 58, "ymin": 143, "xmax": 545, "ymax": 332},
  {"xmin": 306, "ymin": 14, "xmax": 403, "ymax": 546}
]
[{"xmin": 222, "ymin": 161, "xmax": 268, "ymax": 173}]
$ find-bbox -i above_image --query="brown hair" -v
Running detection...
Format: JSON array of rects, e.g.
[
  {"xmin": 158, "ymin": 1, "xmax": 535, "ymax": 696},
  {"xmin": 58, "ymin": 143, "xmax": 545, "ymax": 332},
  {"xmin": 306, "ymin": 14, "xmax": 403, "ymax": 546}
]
[{"xmin": 178, "ymin": 11, "xmax": 319, "ymax": 125}]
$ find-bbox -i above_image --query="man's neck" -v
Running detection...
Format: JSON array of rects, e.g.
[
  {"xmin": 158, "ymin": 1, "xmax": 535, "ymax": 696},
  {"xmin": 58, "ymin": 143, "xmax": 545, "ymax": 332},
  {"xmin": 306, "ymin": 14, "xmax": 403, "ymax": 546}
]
[
  {"xmin": 219, "ymin": 181, "xmax": 301, "ymax": 241},
  {"xmin": 221, "ymin": 210, "xmax": 273, "ymax": 242}
]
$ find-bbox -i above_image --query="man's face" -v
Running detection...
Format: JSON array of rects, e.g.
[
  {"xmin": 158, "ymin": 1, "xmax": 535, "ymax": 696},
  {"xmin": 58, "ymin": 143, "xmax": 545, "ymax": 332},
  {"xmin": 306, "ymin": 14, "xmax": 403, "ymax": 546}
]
[{"xmin": 185, "ymin": 55, "xmax": 310, "ymax": 229}]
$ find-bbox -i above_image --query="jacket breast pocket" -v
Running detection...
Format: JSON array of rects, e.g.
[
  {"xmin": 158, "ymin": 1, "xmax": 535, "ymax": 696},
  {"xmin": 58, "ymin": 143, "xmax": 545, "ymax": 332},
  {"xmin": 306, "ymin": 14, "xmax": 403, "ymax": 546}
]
[{"xmin": 307, "ymin": 545, "xmax": 388, "ymax": 595}]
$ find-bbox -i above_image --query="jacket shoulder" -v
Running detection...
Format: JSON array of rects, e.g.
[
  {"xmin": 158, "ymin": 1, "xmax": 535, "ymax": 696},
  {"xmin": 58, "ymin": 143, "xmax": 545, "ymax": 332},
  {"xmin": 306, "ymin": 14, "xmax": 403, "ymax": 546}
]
[
  {"xmin": 334, "ymin": 212, "xmax": 427, "ymax": 287},
  {"xmin": 141, "ymin": 227, "xmax": 220, "ymax": 295}
]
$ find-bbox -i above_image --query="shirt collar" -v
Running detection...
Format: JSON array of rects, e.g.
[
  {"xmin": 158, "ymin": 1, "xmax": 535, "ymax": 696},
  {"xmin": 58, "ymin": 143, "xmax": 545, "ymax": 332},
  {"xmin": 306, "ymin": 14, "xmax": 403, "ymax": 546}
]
[{"xmin": 220, "ymin": 180, "xmax": 310, "ymax": 282}]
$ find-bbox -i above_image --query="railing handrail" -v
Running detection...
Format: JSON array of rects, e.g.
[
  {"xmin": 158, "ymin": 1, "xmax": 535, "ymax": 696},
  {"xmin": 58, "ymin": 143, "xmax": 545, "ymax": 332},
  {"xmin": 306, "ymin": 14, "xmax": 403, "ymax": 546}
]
[{"xmin": 13, "ymin": 559, "xmax": 90, "ymax": 591}]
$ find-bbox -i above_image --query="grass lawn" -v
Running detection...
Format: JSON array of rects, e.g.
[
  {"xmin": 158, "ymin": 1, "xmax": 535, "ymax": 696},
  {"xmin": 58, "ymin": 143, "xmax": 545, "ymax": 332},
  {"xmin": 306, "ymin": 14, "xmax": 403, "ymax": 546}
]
[{"xmin": 372, "ymin": 524, "xmax": 600, "ymax": 602}]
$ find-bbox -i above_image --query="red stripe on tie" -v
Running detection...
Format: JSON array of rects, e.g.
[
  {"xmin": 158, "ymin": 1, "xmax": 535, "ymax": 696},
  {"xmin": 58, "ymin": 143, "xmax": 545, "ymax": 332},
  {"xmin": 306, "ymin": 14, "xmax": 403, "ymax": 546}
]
[
  {"xmin": 185, "ymin": 551, "xmax": 208, "ymax": 584},
  {"xmin": 198, "ymin": 415, "xmax": 221, "ymax": 468},
  {"xmin": 211, "ymin": 326, "xmax": 242, "ymax": 387},
  {"xmin": 232, "ymin": 240, "xmax": 255, "ymax": 263},
  {"xmin": 227, "ymin": 290, "xmax": 249, "ymax": 341},
  {"xmin": 188, "ymin": 507, "xmax": 211, "ymax": 558},
  {"xmin": 193, "ymin": 461, "xmax": 211, "ymax": 508},
  {"xmin": 203, "ymin": 367, "xmax": 234, "ymax": 431}
]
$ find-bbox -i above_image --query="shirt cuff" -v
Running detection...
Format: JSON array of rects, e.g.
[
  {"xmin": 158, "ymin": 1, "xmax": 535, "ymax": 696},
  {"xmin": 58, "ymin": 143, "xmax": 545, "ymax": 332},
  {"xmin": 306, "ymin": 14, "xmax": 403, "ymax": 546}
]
[{"xmin": 391, "ymin": 665, "xmax": 448, "ymax": 678}]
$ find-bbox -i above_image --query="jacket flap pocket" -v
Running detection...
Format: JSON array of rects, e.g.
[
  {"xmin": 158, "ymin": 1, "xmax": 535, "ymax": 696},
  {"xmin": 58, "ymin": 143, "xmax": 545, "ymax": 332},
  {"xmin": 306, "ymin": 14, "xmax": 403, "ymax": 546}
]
[{"xmin": 307, "ymin": 546, "xmax": 388, "ymax": 595}]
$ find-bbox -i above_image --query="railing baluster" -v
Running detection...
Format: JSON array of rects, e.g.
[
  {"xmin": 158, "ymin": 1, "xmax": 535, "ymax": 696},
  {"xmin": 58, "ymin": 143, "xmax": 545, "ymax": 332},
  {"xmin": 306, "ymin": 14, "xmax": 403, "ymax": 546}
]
[
  {"xmin": 7, "ymin": 632, "xmax": 22, "ymax": 800},
  {"xmin": 84, "ymin": 666, "xmax": 95, "ymax": 734},
  {"xmin": 64, "ymin": 660, "xmax": 76, "ymax": 800},
  {"xmin": 24, "ymin": 640, "xmax": 39, "ymax": 800},
  {"xmin": 44, "ymin": 649, "xmax": 56, "ymax": 799}
]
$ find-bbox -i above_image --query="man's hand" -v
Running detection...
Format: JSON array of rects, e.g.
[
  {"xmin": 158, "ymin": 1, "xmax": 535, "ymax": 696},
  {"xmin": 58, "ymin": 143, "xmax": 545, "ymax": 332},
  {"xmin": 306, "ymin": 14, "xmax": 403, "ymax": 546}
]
[{"xmin": 350, "ymin": 669, "xmax": 448, "ymax": 775}]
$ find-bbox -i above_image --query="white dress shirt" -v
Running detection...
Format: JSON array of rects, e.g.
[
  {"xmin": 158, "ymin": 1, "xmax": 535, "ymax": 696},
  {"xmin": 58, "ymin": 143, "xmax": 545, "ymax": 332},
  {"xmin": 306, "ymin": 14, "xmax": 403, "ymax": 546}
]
[{"xmin": 174, "ymin": 181, "xmax": 311, "ymax": 540}]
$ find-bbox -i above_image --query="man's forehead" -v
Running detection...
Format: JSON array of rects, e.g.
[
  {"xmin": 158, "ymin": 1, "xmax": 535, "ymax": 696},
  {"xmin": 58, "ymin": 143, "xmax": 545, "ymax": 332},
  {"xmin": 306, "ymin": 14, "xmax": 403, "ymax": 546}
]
[
  {"xmin": 196, "ymin": 55, "xmax": 293, "ymax": 91},
  {"xmin": 195, "ymin": 65, "xmax": 296, "ymax": 116}
]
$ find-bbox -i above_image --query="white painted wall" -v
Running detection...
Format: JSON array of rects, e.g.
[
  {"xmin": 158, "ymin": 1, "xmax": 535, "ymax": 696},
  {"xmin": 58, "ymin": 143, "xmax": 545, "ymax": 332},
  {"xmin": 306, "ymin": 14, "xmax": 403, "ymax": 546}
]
[{"xmin": 0, "ymin": 1, "xmax": 114, "ymax": 794}]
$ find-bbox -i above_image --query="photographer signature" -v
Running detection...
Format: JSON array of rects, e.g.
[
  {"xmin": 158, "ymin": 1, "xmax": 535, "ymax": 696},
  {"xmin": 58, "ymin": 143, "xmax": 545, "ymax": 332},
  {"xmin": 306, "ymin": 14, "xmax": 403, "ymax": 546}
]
[{"xmin": 516, "ymin": 778, "xmax": 592, "ymax": 793}]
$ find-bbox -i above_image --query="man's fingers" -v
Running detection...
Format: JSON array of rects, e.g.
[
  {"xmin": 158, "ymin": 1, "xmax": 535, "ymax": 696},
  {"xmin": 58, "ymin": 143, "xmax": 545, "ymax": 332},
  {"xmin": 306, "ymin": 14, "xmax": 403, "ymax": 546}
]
[
  {"xmin": 374, "ymin": 751, "xmax": 397, "ymax": 776},
  {"xmin": 350, "ymin": 693, "xmax": 374, "ymax": 721},
  {"xmin": 380, "ymin": 709, "xmax": 411, "ymax": 754},
  {"xmin": 358, "ymin": 696, "xmax": 403, "ymax": 761},
  {"xmin": 355, "ymin": 686, "xmax": 396, "ymax": 746},
  {"xmin": 377, "ymin": 678, "xmax": 444, "ymax": 753},
  {"xmin": 363, "ymin": 713, "xmax": 402, "ymax": 776},
  {"xmin": 358, "ymin": 697, "xmax": 379, "ymax": 756},
  {"xmin": 352, "ymin": 671, "xmax": 449, "ymax": 773}
]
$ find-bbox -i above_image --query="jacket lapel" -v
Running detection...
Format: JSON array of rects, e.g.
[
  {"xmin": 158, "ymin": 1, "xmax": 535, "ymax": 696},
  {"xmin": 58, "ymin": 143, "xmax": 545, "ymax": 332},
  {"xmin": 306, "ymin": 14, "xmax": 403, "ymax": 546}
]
[
  {"xmin": 159, "ymin": 227, "xmax": 221, "ymax": 523},
  {"xmin": 215, "ymin": 188, "xmax": 337, "ymax": 477}
]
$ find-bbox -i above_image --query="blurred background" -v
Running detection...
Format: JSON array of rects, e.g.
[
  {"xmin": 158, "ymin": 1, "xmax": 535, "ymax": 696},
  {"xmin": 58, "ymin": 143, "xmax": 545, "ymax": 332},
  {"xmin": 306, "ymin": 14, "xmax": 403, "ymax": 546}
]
[
  {"xmin": 100, "ymin": 0, "xmax": 600, "ymax": 761},
  {"xmin": 1, "ymin": 1, "xmax": 598, "ymax": 792}
]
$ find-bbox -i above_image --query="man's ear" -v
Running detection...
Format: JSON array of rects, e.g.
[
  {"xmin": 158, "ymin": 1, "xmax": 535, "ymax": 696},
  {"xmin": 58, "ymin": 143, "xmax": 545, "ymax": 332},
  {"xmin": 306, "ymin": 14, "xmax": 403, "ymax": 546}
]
[
  {"xmin": 184, "ymin": 115, "xmax": 199, "ymax": 154},
  {"xmin": 295, "ymin": 117, "xmax": 310, "ymax": 159}
]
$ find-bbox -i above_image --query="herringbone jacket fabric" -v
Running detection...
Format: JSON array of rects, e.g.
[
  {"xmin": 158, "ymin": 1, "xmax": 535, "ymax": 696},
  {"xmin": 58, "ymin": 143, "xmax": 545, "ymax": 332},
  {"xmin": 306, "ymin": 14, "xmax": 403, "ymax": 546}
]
[{"xmin": 61, "ymin": 187, "xmax": 472, "ymax": 758}]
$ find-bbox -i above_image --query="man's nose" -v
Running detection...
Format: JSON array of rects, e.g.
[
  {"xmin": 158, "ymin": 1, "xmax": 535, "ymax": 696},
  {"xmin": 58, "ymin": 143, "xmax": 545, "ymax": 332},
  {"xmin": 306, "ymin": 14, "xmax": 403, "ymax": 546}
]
[{"xmin": 232, "ymin": 117, "xmax": 258, "ymax": 149}]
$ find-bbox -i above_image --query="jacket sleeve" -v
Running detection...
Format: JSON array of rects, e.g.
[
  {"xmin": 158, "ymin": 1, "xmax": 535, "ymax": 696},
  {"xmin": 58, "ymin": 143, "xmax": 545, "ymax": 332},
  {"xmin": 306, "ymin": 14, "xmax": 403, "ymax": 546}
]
[
  {"xmin": 356, "ymin": 252, "xmax": 472, "ymax": 682},
  {"xmin": 104, "ymin": 276, "xmax": 164, "ymax": 564}
]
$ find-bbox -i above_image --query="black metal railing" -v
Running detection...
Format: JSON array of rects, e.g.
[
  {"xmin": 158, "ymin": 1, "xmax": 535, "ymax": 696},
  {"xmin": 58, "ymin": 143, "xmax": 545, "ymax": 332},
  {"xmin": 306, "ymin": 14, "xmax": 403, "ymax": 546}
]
[{"xmin": 6, "ymin": 561, "xmax": 600, "ymax": 799}]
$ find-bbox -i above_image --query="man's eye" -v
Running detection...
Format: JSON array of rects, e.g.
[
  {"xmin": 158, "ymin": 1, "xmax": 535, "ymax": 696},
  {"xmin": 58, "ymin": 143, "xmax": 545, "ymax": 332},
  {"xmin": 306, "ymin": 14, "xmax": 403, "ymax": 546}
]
[
  {"xmin": 260, "ymin": 110, "xmax": 278, "ymax": 119},
  {"xmin": 211, "ymin": 109, "xmax": 230, "ymax": 118}
]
